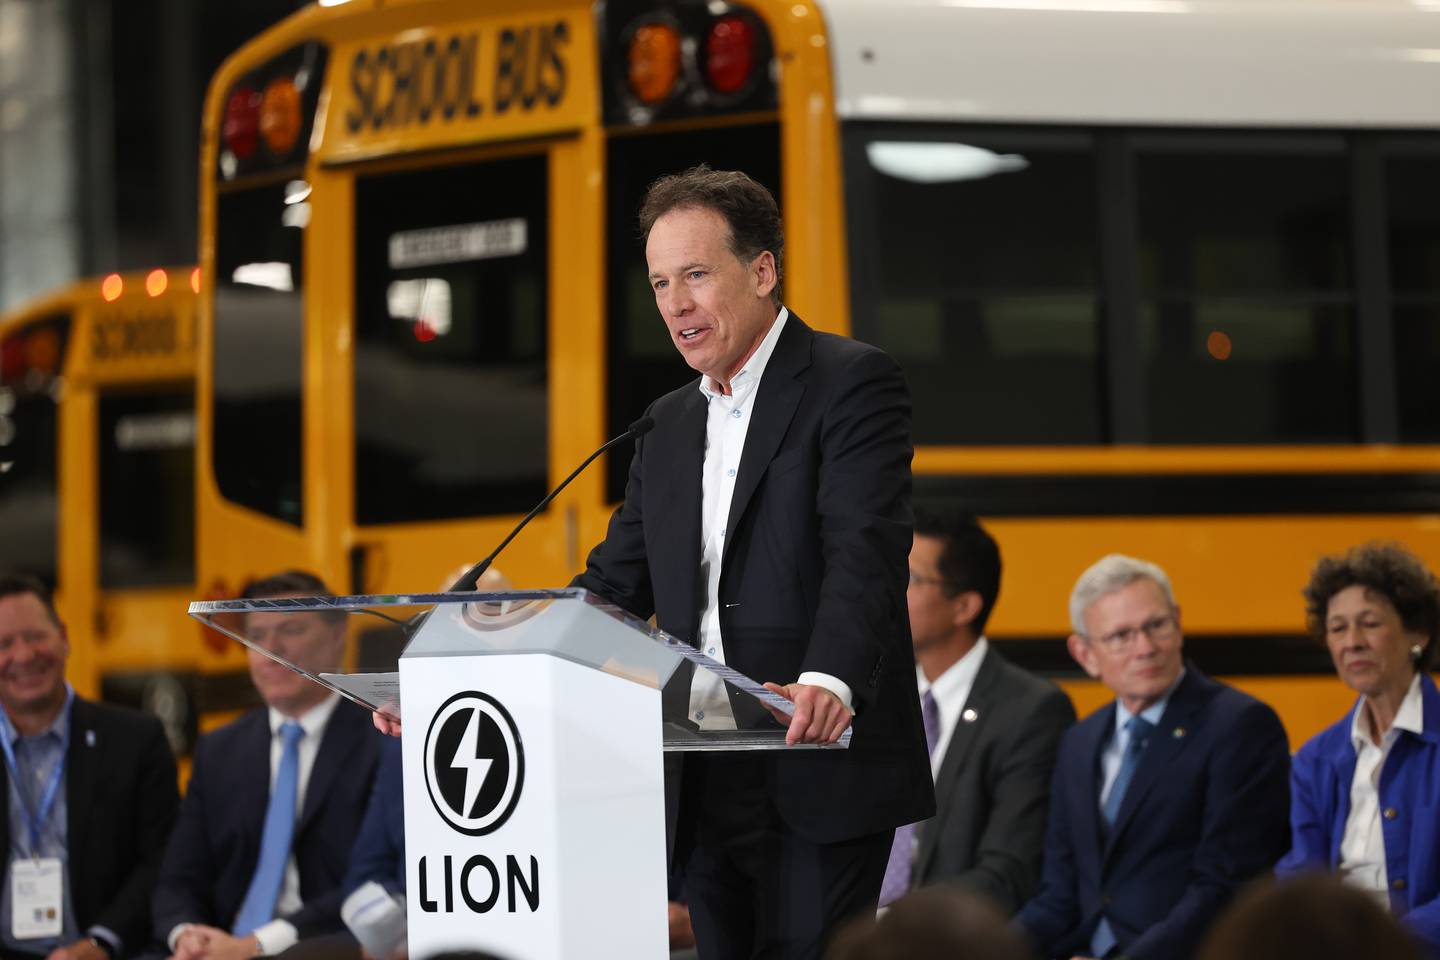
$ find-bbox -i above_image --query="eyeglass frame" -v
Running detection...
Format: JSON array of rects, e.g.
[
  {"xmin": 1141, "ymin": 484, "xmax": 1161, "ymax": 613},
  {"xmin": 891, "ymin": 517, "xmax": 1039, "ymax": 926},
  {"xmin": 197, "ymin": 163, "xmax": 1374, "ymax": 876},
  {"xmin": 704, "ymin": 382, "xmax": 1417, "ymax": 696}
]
[
  {"xmin": 1082, "ymin": 611, "xmax": 1180, "ymax": 652},
  {"xmin": 908, "ymin": 571, "xmax": 961, "ymax": 591}
]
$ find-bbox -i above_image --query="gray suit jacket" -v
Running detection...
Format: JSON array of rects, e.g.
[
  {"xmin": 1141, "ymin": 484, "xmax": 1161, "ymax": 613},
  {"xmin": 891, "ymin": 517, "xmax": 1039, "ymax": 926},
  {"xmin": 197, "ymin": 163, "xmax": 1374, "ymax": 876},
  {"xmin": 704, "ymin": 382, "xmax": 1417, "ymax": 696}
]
[{"xmin": 912, "ymin": 646, "xmax": 1075, "ymax": 914}]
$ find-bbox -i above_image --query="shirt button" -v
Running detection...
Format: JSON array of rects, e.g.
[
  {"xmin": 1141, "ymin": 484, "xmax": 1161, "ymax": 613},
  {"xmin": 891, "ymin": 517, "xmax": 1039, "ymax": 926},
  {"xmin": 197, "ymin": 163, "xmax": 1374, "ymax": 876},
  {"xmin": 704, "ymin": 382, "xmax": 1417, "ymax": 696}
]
[
  {"xmin": 1384, "ymin": 807, "xmax": 1398, "ymax": 820},
  {"xmin": 1393, "ymin": 878, "xmax": 1407, "ymax": 890},
  {"xmin": 726, "ymin": 468, "xmax": 736, "ymax": 477},
  {"xmin": 695, "ymin": 711, "xmax": 705, "ymax": 721},
  {"xmin": 731, "ymin": 409, "xmax": 742, "ymax": 419},
  {"xmin": 708, "ymin": 648, "xmax": 716, "ymax": 655}
]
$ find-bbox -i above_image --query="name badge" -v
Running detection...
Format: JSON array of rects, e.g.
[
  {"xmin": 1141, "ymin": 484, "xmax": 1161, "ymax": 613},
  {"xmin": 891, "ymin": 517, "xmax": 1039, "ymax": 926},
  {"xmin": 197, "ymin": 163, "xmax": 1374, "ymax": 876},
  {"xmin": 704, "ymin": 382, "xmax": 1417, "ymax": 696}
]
[{"xmin": 11, "ymin": 857, "xmax": 62, "ymax": 940}]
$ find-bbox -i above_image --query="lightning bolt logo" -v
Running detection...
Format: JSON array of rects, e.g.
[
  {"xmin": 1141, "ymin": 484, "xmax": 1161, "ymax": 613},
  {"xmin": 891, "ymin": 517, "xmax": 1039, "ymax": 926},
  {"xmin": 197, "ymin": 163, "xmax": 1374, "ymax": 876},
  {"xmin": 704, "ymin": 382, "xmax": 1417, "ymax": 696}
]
[{"xmin": 449, "ymin": 707, "xmax": 494, "ymax": 818}]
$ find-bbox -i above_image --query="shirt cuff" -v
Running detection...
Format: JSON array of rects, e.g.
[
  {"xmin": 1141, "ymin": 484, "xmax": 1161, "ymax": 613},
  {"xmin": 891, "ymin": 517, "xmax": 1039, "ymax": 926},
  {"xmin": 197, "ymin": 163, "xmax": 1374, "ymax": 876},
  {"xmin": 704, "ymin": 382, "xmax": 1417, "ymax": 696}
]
[
  {"xmin": 798, "ymin": 672, "xmax": 853, "ymax": 711},
  {"xmin": 86, "ymin": 927, "xmax": 122, "ymax": 958},
  {"xmin": 167, "ymin": 924, "xmax": 191, "ymax": 953},
  {"xmin": 250, "ymin": 920, "xmax": 299, "ymax": 957}
]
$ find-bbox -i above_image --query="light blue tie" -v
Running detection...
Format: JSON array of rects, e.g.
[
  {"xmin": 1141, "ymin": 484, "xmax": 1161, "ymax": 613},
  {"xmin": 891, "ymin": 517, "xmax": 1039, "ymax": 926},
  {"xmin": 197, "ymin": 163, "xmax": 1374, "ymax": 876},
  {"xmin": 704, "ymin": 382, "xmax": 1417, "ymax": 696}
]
[
  {"xmin": 234, "ymin": 721, "xmax": 304, "ymax": 935},
  {"xmin": 1091, "ymin": 715, "xmax": 1154, "ymax": 958}
]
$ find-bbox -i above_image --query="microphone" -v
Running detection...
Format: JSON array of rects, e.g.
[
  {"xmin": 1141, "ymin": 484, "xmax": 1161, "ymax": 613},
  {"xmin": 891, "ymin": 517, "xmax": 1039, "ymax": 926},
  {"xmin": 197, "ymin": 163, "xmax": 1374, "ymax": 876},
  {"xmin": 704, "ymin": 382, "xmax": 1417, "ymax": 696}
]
[{"xmin": 446, "ymin": 416, "xmax": 656, "ymax": 592}]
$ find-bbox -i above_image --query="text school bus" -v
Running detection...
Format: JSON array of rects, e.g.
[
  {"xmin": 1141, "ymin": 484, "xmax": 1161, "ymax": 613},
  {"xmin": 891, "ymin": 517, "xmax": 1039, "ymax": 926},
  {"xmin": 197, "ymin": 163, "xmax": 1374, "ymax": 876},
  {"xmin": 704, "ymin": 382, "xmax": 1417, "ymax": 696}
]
[
  {"xmin": 198, "ymin": 0, "xmax": 1440, "ymax": 744},
  {"xmin": 0, "ymin": 268, "xmax": 253, "ymax": 756}
]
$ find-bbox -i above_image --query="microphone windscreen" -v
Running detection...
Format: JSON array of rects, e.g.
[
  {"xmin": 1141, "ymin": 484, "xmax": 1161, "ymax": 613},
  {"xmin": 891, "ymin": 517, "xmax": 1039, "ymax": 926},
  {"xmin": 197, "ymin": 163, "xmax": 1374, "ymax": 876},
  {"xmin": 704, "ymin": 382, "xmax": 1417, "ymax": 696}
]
[{"xmin": 628, "ymin": 416, "xmax": 656, "ymax": 437}]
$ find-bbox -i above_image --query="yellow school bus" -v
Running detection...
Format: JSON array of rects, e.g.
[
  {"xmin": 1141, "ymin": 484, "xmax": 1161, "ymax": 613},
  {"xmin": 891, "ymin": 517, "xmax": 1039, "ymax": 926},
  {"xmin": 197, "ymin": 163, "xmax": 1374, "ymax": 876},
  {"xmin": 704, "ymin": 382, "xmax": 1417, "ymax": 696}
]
[
  {"xmin": 0, "ymin": 268, "xmax": 251, "ymax": 755},
  {"xmin": 196, "ymin": 0, "xmax": 1440, "ymax": 746}
]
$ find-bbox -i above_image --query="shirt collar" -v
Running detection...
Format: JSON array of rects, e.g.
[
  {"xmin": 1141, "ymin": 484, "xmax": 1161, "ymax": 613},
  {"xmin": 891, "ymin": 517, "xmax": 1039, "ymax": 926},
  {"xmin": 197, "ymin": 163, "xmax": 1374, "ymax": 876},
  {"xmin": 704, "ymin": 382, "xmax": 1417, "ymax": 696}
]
[
  {"xmin": 1350, "ymin": 672, "xmax": 1425, "ymax": 751},
  {"xmin": 1114, "ymin": 668, "xmax": 1186, "ymax": 736},
  {"xmin": 697, "ymin": 307, "xmax": 788, "ymax": 400},
  {"xmin": 269, "ymin": 692, "xmax": 341, "ymax": 741},
  {"xmin": 918, "ymin": 637, "xmax": 989, "ymax": 702}
]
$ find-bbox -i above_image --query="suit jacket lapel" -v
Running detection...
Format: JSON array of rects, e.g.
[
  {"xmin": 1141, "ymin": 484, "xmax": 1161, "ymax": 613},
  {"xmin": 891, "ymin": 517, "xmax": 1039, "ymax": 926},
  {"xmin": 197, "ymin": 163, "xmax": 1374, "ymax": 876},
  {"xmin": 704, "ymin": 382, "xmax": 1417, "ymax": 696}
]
[
  {"xmin": 1104, "ymin": 671, "xmax": 1205, "ymax": 857},
  {"xmin": 721, "ymin": 316, "xmax": 810, "ymax": 570},
  {"xmin": 915, "ymin": 649, "xmax": 1000, "ymax": 876},
  {"xmin": 65, "ymin": 698, "xmax": 96, "ymax": 873},
  {"xmin": 1076, "ymin": 703, "xmax": 1114, "ymax": 875},
  {"xmin": 297, "ymin": 703, "xmax": 358, "ymax": 836}
]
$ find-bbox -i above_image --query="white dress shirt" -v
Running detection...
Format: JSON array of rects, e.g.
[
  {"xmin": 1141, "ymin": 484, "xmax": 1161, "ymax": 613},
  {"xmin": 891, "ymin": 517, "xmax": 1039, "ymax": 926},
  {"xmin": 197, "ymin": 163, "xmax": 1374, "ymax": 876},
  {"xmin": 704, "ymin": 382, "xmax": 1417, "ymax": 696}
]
[
  {"xmin": 1340, "ymin": 673, "xmax": 1424, "ymax": 904},
  {"xmin": 687, "ymin": 308, "xmax": 853, "ymax": 728},
  {"xmin": 169, "ymin": 693, "xmax": 341, "ymax": 955},
  {"xmin": 918, "ymin": 637, "xmax": 989, "ymax": 780}
]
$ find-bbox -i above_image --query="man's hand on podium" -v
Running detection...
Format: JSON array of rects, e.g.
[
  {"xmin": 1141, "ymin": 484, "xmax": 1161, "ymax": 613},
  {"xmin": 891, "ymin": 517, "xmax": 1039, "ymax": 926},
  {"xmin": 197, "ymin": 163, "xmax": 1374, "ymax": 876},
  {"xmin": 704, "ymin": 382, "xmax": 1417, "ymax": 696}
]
[
  {"xmin": 372, "ymin": 711, "xmax": 401, "ymax": 738},
  {"xmin": 762, "ymin": 682, "xmax": 852, "ymax": 745}
]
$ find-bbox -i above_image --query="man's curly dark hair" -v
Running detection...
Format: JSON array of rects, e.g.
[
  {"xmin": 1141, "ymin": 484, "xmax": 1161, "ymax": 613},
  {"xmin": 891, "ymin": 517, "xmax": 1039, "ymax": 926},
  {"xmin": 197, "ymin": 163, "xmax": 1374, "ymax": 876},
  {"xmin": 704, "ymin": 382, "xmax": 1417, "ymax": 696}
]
[{"xmin": 1302, "ymin": 542, "xmax": 1440, "ymax": 670}]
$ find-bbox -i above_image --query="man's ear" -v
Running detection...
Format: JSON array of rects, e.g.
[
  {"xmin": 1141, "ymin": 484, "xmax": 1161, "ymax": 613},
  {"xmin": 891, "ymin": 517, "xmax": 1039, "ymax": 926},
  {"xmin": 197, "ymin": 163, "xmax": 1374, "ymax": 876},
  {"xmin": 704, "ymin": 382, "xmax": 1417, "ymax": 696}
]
[
  {"xmin": 752, "ymin": 250, "xmax": 777, "ymax": 299},
  {"xmin": 1067, "ymin": 633, "xmax": 1100, "ymax": 679},
  {"xmin": 950, "ymin": 591, "xmax": 984, "ymax": 632}
]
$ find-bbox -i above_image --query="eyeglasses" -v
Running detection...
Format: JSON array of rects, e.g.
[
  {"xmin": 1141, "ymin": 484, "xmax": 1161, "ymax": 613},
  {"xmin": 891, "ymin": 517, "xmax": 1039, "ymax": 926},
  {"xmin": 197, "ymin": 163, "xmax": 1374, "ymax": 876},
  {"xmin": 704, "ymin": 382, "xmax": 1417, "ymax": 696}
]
[
  {"xmin": 908, "ymin": 572, "xmax": 957, "ymax": 589},
  {"xmin": 1091, "ymin": 613, "xmax": 1178, "ymax": 651}
]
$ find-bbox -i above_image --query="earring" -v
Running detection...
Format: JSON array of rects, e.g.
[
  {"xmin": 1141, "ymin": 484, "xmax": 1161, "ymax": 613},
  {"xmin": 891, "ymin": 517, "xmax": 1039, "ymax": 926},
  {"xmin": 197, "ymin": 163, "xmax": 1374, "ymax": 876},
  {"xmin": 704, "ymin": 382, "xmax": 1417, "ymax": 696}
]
[{"xmin": 1411, "ymin": 643, "xmax": 1424, "ymax": 661}]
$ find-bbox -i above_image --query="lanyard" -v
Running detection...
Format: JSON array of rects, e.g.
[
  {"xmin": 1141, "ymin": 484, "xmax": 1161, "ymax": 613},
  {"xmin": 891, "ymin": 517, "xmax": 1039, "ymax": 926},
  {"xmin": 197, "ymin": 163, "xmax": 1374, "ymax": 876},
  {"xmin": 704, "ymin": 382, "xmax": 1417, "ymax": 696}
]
[{"xmin": 0, "ymin": 687, "xmax": 73, "ymax": 858}]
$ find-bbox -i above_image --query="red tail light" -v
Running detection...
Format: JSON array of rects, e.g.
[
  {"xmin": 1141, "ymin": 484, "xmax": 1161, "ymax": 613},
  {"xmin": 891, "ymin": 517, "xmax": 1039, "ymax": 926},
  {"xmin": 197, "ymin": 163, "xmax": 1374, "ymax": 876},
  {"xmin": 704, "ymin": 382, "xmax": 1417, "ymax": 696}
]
[
  {"xmin": 224, "ymin": 87, "xmax": 262, "ymax": 160},
  {"xmin": 704, "ymin": 15, "xmax": 757, "ymax": 95}
]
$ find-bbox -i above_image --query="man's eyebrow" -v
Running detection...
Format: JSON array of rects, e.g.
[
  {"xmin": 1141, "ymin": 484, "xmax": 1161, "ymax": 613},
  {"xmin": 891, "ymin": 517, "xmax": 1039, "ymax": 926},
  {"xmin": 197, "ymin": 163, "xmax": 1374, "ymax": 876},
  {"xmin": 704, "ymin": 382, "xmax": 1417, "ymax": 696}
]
[{"xmin": 649, "ymin": 260, "xmax": 709, "ymax": 280}]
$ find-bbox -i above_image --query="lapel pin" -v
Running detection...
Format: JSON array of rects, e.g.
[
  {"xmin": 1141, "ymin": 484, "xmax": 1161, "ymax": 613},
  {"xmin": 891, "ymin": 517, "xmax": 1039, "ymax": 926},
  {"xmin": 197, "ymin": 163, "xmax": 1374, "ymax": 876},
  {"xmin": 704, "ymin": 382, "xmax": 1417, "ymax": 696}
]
[
  {"xmin": 962, "ymin": 708, "xmax": 978, "ymax": 723},
  {"xmin": 85, "ymin": 730, "xmax": 95, "ymax": 747},
  {"xmin": 1172, "ymin": 726, "xmax": 1186, "ymax": 739}
]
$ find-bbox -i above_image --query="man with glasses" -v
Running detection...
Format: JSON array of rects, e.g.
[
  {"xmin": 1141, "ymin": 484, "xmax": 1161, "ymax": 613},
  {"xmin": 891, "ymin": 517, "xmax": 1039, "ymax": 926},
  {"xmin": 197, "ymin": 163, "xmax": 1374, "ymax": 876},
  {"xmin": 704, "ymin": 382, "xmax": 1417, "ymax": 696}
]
[
  {"xmin": 879, "ymin": 507, "xmax": 1074, "ymax": 913},
  {"xmin": 1016, "ymin": 554, "xmax": 1290, "ymax": 960}
]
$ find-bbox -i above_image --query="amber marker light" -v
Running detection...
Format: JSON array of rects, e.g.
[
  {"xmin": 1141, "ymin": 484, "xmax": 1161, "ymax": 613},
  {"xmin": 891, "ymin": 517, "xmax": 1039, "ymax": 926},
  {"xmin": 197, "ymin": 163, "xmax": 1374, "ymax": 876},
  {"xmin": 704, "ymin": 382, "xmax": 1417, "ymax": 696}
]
[
  {"xmin": 101, "ymin": 273, "xmax": 124, "ymax": 302},
  {"xmin": 1207, "ymin": 330, "xmax": 1233, "ymax": 361},
  {"xmin": 190, "ymin": 268, "xmax": 201, "ymax": 294},
  {"xmin": 628, "ymin": 23, "xmax": 682, "ymax": 104},
  {"xmin": 146, "ymin": 268, "xmax": 168, "ymax": 297},
  {"xmin": 260, "ymin": 76, "xmax": 302, "ymax": 156}
]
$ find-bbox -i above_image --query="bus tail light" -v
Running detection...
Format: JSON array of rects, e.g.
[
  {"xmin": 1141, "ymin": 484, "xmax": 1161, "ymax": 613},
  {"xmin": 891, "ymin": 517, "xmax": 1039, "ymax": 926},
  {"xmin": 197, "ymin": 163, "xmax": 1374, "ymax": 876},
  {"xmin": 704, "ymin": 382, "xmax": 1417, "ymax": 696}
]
[
  {"xmin": 627, "ymin": 23, "xmax": 682, "ymax": 105},
  {"xmin": 603, "ymin": 2, "xmax": 776, "ymax": 126},
  {"xmin": 223, "ymin": 87, "xmax": 261, "ymax": 160},
  {"xmin": 260, "ymin": 77, "xmax": 303, "ymax": 156},
  {"xmin": 101, "ymin": 273, "xmax": 124, "ymax": 302},
  {"xmin": 216, "ymin": 43, "xmax": 327, "ymax": 181},
  {"xmin": 704, "ymin": 15, "xmax": 756, "ymax": 95}
]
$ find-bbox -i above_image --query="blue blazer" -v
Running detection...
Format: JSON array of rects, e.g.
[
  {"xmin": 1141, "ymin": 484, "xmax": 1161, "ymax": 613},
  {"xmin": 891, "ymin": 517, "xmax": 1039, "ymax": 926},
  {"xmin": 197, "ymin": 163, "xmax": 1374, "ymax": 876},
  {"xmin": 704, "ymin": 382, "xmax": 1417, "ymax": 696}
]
[
  {"xmin": 1016, "ymin": 666, "xmax": 1291, "ymax": 960},
  {"xmin": 344, "ymin": 737, "xmax": 405, "ymax": 897},
  {"xmin": 1276, "ymin": 673, "xmax": 1440, "ymax": 954}
]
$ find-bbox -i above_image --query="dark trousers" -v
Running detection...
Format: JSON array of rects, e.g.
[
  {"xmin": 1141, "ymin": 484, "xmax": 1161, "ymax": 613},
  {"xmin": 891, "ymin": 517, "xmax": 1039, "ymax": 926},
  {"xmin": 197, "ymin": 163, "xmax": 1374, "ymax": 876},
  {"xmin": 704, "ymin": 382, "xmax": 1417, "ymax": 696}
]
[{"xmin": 679, "ymin": 754, "xmax": 890, "ymax": 960}]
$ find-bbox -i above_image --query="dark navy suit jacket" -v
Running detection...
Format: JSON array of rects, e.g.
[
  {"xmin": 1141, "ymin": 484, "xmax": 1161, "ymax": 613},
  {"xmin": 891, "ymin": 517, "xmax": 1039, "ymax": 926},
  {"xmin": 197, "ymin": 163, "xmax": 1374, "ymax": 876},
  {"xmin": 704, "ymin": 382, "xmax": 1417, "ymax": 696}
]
[
  {"xmin": 1016, "ymin": 665, "xmax": 1290, "ymax": 960},
  {"xmin": 1277, "ymin": 673, "xmax": 1440, "ymax": 956},
  {"xmin": 152, "ymin": 700, "xmax": 382, "ymax": 941}
]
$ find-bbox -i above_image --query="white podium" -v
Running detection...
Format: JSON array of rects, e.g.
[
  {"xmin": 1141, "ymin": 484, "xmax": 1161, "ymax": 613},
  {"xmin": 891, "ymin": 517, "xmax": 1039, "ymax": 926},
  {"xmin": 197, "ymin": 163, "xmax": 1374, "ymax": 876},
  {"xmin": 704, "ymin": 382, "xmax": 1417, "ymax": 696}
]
[{"xmin": 190, "ymin": 589, "xmax": 845, "ymax": 960}]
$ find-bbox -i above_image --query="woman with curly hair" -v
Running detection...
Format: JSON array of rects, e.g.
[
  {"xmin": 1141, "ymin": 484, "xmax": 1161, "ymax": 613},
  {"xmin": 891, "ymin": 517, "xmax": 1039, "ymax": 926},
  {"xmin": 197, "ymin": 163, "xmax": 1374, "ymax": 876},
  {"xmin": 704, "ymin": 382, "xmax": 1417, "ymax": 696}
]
[{"xmin": 1277, "ymin": 542, "xmax": 1440, "ymax": 955}]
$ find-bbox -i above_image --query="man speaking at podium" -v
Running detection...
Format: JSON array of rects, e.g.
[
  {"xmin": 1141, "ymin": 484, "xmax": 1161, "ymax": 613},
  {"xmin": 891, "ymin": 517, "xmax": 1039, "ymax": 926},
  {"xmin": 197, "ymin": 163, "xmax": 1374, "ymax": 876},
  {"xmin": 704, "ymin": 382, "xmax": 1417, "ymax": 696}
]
[{"xmin": 572, "ymin": 166, "xmax": 934, "ymax": 959}]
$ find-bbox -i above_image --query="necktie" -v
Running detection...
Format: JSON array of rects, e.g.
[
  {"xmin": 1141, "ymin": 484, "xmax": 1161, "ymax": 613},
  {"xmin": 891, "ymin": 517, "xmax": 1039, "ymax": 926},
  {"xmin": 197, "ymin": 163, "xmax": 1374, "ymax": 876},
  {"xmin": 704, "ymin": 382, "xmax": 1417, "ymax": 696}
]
[
  {"xmin": 878, "ymin": 689, "xmax": 942, "ymax": 906},
  {"xmin": 1091, "ymin": 715, "xmax": 1155, "ymax": 957},
  {"xmin": 235, "ymin": 721, "xmax": 304, "ymax": 935}
]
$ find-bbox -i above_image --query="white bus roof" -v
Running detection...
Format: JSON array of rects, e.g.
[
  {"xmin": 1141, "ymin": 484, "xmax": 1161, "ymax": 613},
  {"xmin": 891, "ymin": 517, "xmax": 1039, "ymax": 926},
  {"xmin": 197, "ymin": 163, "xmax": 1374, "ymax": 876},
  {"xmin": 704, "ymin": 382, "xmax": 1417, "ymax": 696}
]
[{"xmin": 820, "ymin": 0, "xmax": 1440, "ymax": 128}]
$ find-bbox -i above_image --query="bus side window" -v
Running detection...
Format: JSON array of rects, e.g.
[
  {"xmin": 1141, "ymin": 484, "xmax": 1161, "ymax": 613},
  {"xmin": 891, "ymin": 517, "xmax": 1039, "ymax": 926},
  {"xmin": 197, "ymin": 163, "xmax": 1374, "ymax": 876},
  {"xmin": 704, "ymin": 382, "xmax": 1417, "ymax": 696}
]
[
  {"xmin": 1388, "ymin": 147, "xmax": 1440, "ymax": 442},
  {"xmin": 1135, "ymin": 136, "xmax": 1355, "ymax": 444}
]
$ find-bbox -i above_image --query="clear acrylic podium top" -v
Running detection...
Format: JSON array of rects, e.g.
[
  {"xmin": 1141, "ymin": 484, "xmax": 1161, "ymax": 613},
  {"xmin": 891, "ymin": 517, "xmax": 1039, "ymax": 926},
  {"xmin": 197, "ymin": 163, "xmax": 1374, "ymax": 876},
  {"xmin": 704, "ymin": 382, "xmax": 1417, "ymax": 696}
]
[{"xmin": 189, "ymin": 588, "xmax": 850, "ymax": 752}]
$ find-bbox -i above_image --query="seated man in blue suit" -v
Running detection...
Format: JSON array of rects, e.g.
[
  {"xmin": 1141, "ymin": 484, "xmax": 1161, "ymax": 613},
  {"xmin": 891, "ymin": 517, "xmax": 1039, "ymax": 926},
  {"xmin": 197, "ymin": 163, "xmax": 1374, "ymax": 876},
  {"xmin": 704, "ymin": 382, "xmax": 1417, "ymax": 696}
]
[
  {"xmin": 153, "ymin": 572, "xmax": 381, "ymax": 960},
  {"xmin": 1016, "ymin": 554, "xmax": 1291, "ymax": 960}
]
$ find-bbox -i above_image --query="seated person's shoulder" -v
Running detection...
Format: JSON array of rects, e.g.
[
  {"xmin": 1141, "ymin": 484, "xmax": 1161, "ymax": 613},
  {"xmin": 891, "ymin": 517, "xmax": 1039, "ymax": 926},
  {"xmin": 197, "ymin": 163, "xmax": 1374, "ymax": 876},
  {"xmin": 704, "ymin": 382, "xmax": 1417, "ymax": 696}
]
[
  {"xmin": 1204, "ymin": 679, "xmax": 1288, "ymax": 742},
  {"xmin": 81, "ymin": 696, "xmax": 169, "ymax": 737}
]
